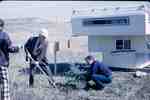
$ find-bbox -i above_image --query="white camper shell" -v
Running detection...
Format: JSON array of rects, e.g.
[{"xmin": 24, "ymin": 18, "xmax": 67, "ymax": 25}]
[{"xmin": 71, "ymin": 5, "xmax": 150, "ymax": 68}]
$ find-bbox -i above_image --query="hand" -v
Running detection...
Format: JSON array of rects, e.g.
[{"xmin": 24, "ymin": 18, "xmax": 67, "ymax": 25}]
[
  {"xmin": 18, "ymin": 45, "xmax": 23, "ymax": 49},
  {"xmin": 35, "ymin": 61, "xmax": 39, "ymax": 65},
  {"xmin": 8, "ymin": 46, "xmax": 19, "ymax": 53},
  {"xmin": 88, "ymin": 80, "xmax": 95, "ymax": 86}
]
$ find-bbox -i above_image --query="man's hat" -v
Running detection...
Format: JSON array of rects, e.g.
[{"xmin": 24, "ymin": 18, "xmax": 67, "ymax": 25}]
[{"xmin": 39, "ymin": 28, "xmax": 49, "ymax": 38}]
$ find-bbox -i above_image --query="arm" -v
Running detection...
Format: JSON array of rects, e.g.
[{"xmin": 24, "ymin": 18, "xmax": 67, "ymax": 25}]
[
  {"xmin": 36, "ymin": 41, "xmax": 48, "ymax": 64},
  {"xmin": 5, "ymin": 33, "xmax": 19, "ymax": 53},
  {"xmin": 24, "ymin": 38, "xmax": 32, "ymax": 61},
  {"xmin": 24, "ymin": 48, "xmax": 29, "ymax": 62}
]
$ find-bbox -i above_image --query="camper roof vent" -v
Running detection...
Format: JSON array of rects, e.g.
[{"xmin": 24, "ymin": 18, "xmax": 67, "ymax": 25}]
[
  {"xmin": 136, "ymin": 5, "xmax": 145, "ymax": 10},
  {"xmin": 115, "ymin": 7, "xmax": 120, "ymax": 11},
  {"xmin": 72, "ymin": 5, "xmax": 147, "ymax": 16}
]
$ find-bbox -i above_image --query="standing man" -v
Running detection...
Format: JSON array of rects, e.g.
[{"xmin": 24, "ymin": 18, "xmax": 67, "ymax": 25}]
[
  {"xmin": 84, "ymin": 55, "xmax": 112, "ymax": 90},
  {"xmin": 24, "ymin": 28, "xmax": 50, "ymax": 87},
  {"xmin": 0, "ymin": 19, "xmax": 19, "ymax": 100}
]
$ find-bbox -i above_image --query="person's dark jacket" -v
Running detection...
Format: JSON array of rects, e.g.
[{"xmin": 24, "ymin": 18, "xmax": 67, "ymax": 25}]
[
  {"xmin": 90, "ymin": 61, "xmax": 112, "ymax": 77},
  {"xmin": 0, "ymin": 32, "xmax": 19, "ymax": 66},
  {"xmin": 24, "ymin": 36, "xmax": 48, "ymax": 65}
]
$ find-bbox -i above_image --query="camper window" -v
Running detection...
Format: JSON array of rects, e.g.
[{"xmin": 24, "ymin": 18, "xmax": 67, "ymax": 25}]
[
  {"xmin": 116, "ymin": 40, "xmax": 123, "ymax": 50},
  {"xmin": 82, "ymin": 16, "xmax": 129, "ymax": 26},
  {"xmin": 116, "ymin": 40, "xmax": 131, "ymax": 50},
  {"xmin": 124, "ymin": 40, "xmax": 131, "ymax": 49}
]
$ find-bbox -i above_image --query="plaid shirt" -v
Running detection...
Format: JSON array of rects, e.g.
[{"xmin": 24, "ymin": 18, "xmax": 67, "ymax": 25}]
[{"xmin": 0, "ymin": 66, "xmax": 10, "ymax": 100}]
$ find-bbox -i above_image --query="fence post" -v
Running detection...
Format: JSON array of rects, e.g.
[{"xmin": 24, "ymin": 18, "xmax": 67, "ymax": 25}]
[{"xmin": 54, "ymin": 41, "xmax": 59, "ymax": 75}]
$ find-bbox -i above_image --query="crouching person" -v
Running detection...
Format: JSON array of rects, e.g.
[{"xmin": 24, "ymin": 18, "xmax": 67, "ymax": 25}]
[
  {"xmin": 84, "ymin": 55, "xmax": 112, "ymax": 90},
  {"xmin": 0, "ymin": 19, "xmax": 19, "ymax": 100},
  {"xmin": 24, "ymin": 28, "xmax": 50, "ymax": 87}
]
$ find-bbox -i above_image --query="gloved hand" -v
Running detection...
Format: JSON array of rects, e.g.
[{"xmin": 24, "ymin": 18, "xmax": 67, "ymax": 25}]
[
  {"xmin": 35, "ymin": 61, "xmax": 39, "ymax": 65},
  {"xmin": 18, "ymin": 44, "xmax": 23, "ymax": 49},
  {"xmin": 88, "ymin": 80, "xmax": 95, "ymax": 86}
]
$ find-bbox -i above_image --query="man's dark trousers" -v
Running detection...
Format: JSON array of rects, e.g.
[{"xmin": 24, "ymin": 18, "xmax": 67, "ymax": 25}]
[{"xmin": 91, "ymin": 74, "xmax": 112, "ymax": 89}]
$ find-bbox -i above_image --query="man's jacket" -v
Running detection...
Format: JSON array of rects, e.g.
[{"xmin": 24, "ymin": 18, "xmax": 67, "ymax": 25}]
[
  {"xmin": 24, "ymin": 36, "xmax": 48, "ymax": 65},
  {"xmin": 90, "ymin": 61, "xmax": 112, "ymax": 77},
  {"xmin": 0, "ymin": 31, "xmax": 19, "ymax": 66}
]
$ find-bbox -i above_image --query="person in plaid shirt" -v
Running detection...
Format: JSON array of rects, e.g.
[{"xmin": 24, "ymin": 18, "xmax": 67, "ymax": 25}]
[{"xmin": 0, "ymin": 19, "xmax": 19, "ymax": 100}]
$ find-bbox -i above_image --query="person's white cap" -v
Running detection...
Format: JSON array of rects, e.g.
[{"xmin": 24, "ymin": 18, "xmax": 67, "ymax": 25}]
[{"xmin": 39, "ymin": 28, "xmax": 49, "ymax": 38}]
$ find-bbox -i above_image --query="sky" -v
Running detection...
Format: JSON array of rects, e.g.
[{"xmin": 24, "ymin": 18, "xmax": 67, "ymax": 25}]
[{"xmin": 0, "ymin": 1, "xmax": 149, "ymax": 21}]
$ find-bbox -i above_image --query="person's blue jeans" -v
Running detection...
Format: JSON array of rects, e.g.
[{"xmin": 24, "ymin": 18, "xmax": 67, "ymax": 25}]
[{"xmin": 91, "ymin": 74, "xmax": 112, "ymax": 89}]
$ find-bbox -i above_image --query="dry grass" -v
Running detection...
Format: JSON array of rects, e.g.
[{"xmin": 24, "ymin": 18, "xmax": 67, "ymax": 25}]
[{"xmin": 8, "ymin": 54, "xmax": 150, "ymax": 100}]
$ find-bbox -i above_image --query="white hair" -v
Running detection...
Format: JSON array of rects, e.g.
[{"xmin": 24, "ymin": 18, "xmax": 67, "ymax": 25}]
[{"xmin": 39, "ymin": 28, "xmax": 49, "ymax": 38}]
